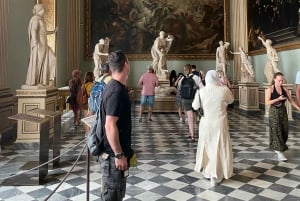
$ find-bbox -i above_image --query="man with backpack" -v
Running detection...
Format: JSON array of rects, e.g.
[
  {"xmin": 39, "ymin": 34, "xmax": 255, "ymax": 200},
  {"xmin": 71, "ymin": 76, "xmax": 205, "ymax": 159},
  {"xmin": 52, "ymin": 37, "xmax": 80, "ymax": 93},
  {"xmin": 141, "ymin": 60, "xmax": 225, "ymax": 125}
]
[
  {"xmin": 88, "ymin": 63, "xmax": 111, "ymax": 114},
  {"xmin": 99, "ymin": 50, "xmax": 134, "ymax": 200},
  {"xmin": 178, "ymin": 64, "xmax": 203, "ymax": 142}
]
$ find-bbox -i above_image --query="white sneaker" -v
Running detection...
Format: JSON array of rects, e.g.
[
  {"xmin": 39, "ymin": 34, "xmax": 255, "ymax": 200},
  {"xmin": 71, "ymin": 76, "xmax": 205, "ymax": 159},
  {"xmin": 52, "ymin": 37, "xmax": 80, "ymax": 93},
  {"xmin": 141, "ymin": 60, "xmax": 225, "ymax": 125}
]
[
  {"xmin": 179, "ymin": 117, "xmax": 183, "ymax": 122},
  {"xmin": 275, "ymin": 151, "xmax": 287, "ymax": 161}
]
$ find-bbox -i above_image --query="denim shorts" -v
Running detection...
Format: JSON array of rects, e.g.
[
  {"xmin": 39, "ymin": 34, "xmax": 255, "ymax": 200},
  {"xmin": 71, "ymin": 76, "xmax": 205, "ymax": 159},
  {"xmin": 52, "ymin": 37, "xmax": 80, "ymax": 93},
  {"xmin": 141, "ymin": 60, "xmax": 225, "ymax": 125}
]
[
  {"xmin": 98, "ymin": 155, "xmax": 127, "ymax": 201},
  {"xmin": 140, "ymin": 95, "xmax": 155, "ymax": 107}
]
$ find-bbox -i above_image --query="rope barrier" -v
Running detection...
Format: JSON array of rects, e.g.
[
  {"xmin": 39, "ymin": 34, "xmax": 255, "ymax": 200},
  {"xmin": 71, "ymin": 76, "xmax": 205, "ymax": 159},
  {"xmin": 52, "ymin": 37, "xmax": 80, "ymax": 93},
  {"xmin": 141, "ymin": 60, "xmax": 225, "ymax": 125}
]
[
  {"xmin": 43, "ymin": 143, "xmax": 87, "ymax": 201},
  {"xmin": 0, "ymin": 138, "xmax": 86, "ymax": 181}
]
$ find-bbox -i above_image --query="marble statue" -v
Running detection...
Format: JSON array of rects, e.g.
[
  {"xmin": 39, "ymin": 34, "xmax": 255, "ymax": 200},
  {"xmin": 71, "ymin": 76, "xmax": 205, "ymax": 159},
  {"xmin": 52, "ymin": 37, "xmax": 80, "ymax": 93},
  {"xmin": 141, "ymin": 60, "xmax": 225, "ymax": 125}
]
[
  {"xmin": 151, "ymin": 31, "xmax": 174, "ymax": 79},
  {"xmin": 258, "ymin": 36, "xmax": 280, "ymax": 83},
  {"xmin": 25, "ymin": 4, "xmax": 57, "ymax": 87},
  {"xmin": 230, "ymin": 46, "xmax": 255, "ymax": 82},
  {"xmin": 93, "ymin": 37, "xmax": 110, "ymax": 80},
  {"xmin": 216, "ymin": 41, "xmax": 230, "ymax": 74}
]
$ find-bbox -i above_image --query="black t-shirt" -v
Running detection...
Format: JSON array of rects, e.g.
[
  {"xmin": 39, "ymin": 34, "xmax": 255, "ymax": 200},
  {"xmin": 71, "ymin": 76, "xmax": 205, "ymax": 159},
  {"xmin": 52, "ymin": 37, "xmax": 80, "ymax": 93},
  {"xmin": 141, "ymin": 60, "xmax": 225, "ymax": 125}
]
[{"xmin": 101, "ymin": 79, "xmax": 132, "ymax": 157}]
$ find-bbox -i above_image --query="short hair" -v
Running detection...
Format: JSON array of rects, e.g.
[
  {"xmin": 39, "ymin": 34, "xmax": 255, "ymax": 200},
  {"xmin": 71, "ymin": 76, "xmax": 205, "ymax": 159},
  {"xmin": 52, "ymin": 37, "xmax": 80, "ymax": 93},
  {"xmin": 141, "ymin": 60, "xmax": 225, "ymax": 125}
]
[
  {"xmin": 101, "ymin": 63, "xmax": 110, "ymax": 73},
  {"xmin": 191, "ymin": 65, "xmax": 196, "ymax": 70},
  {"xmin": 108, "ymin": 50, "xmax": 127, "ymax": 73}
]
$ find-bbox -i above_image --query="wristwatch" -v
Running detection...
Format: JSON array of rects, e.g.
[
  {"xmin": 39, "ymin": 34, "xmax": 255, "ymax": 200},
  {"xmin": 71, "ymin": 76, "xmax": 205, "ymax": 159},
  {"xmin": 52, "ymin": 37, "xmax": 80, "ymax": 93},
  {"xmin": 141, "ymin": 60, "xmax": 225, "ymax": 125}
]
[{"xmin": 115, "ymin": 152, "xmax": 124, "ymax": 159}]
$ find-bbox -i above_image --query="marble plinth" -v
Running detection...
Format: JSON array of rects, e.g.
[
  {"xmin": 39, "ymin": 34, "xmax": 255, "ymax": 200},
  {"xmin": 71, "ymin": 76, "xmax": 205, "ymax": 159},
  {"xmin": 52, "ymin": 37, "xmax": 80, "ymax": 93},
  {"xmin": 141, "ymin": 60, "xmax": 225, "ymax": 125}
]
[
  {"xmin": 15, "ymin": 87, "xmax": 58, "ymax": 141},
  {"xmin": 133, "ymin": 88, "xmax": 177, "ymax": 113},
  {"xmin": 238, "ymin": 82, "xmax": 259, "ymax": 111},
  {"xmin": 0, "ymin": 88, "xmax": 15, "ymax": 151}
]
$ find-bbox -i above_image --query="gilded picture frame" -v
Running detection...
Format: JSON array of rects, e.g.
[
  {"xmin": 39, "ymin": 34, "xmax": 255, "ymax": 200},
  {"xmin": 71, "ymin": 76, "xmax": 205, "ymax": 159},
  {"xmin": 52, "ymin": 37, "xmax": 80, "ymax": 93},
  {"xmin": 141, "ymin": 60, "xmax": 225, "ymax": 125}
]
[
  {"xmin": 37, "ymin": 0, "xmax": 57, "ymax": 52},
  {"xmin": 84, "ymin": 0, "xmax": 229, "ymax": 60},
  {"xmin": 248, "ymin": 0, "xmax": 300, "ymax": 55}
]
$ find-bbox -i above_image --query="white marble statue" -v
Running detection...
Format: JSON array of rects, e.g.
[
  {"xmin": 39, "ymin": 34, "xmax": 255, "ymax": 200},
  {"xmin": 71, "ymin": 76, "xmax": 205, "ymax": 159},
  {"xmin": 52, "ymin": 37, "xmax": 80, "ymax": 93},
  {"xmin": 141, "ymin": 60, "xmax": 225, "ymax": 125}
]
[
  {"xmin": 93, "ymin": 37, "xmax": 110, "ymax": 80},
  {"xmin": 216, "ymin": 41, "xmax": 230, "ymax": 74},
  {"xmin": 230, "ymin": 46, "xmax": 255, "ymax": 82},
  {"xmin": 258, "ymin": 36, "xmax": 280, "ymax": 83},
  {"xmin": 151, "ymin": 31, "xmax": 174, "ymax": 78},
  {"xmin": 25, "ymin": 4, "xmax": 57, "ymax": 87}
]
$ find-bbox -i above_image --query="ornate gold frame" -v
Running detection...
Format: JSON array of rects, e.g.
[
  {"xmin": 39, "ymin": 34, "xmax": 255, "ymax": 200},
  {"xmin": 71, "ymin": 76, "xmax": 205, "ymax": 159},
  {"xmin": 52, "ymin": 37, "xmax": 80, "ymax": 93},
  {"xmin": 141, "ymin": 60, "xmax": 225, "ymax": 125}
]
[
  {"xmin": 84, "ymin": 0, "xmax": 230, "ymax": 60},
  {"xmin": 37, "ymin": 0, "xmax": 57, "ymax": 52},
  {"xmin": 247, "ymin": 0, "xmax": 300, "ymax": 55}
]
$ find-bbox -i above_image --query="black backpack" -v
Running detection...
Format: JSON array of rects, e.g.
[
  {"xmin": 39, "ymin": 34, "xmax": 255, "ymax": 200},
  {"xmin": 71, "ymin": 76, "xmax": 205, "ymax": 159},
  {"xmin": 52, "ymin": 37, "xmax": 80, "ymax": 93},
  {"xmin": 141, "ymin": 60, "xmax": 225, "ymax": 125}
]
[
  {"xmin": 87, "ymin": 97, "xmax": 105, "ymax": 156},
  {"xmin": 180, "ymin": 75, "xmax": 197, "ymax": 99}
]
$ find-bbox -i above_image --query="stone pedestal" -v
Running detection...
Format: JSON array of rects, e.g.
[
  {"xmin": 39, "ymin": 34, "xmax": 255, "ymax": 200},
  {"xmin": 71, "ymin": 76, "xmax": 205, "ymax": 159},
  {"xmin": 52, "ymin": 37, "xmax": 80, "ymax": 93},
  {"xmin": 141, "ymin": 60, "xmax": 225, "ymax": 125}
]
[
  {"xmin": 263, "ymin": 83, "xmax": 293, "ymax": 120},
  {"xmin": 16, "ymin": 88, "xmax": 58, "ymax": 142},
  {"xmin": 158, "ymin": 79, "xmax": 170, "ymax": 88},
  {"xmin": 238, "ymin": 82, "xmax": 259, "ymax": 111},
  {"xmin": 0, "ymin": 88, "xmax": 15, "ymax": 151}
]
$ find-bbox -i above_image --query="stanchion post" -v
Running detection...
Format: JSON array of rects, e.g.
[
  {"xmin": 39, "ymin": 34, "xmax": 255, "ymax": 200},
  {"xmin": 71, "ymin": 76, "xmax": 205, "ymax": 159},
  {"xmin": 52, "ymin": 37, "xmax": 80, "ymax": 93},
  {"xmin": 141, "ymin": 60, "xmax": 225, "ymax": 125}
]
[{"xmin": 86, "ymin": 147, "xmax": 90, "ymax": 201}]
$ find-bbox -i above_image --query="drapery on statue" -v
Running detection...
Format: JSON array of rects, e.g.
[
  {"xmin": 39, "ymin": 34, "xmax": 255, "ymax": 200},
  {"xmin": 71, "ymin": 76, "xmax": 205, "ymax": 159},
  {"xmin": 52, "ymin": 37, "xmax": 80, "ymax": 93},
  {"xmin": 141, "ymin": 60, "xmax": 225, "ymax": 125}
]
[
  {"xmin": 258, "ymin": 36, "xmax": 281, "ymax": 83},
  {"xmin": 151, "ymin": 31, "xmax": 174, "ymax": 78},
  {"xmin": 25, "ymin": 4, "xmax": 57, "ymax": 87},
  {"xmin": 230, "ymin": 46, "xmax": 255, "ymax": 82},
  {"xmin": 216, "ymin": 41, "xmax": 230, "ymax": 75},
  {"xmin": 93, "ymin": 37, "xmax": 110, "ymax": 80}
]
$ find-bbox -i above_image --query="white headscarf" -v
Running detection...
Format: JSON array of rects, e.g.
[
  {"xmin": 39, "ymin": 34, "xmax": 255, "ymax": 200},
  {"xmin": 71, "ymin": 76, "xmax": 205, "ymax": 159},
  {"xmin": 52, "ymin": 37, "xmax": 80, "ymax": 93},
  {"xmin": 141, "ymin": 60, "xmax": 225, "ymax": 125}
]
[{"xmin": 205, "ymin": 70, "xmax": 221, "ymax": 86}]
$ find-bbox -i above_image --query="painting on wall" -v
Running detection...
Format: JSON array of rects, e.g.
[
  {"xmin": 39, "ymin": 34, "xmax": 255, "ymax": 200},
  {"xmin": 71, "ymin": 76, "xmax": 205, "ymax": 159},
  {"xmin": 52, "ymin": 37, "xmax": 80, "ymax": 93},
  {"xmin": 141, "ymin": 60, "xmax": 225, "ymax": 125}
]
[
  {"xmin": 37, "ymin": 0, "xmax": 56, "ymax": 52},
  {"xmin": 248, "ymin": 0, "xmax": 300, "ymax": 53},
  {"xmin": 85, "ymin": 0, "xmax": 229, "ymax": 60}
]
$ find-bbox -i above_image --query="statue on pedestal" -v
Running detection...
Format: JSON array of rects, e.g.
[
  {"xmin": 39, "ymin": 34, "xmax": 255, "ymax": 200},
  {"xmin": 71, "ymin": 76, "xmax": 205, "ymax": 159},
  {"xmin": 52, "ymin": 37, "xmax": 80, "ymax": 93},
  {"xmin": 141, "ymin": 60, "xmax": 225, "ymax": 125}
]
[
  {"xmin": 24, "ymin": 4, "xmax": 57, "ymax": 88},
  {"xmin": 216, "ymin": 41, "xmax": 230, "ymax": 75},
  {"xmin": 151, "ymin": 31, "xmax": 174, "ymax": 79},
  {"xmin": 258, "ymin": 36, "xmax": 280, "ymax": 83},
  {"xmin": 230, "ymin": 46, "xmax": 255, "ymax": 82},
  {"xmin": 93, "ymin": 37, "xmax": 110, "ymax": 80}
]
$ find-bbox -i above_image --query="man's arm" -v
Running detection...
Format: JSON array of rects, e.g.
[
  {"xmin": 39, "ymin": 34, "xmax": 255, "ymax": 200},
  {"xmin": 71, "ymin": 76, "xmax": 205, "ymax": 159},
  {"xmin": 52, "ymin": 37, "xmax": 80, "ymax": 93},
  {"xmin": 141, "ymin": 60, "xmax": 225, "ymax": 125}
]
[
  {"xmin": 105, "ymin": 115, "xmax": 122, "ymax": 154},
  {"xmin": 105, "ymin": 115, "xmax": 128, "ymax": 170}
]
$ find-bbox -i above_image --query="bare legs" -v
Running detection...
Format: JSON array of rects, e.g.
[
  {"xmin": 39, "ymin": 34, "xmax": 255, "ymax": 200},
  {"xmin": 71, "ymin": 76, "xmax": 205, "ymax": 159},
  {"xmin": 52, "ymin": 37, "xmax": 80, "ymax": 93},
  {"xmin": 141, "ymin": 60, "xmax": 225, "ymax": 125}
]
[
  {"xmin": 186, "ymin": 110, "xmax": 195, "ymax": 141},
  {"xmin": 139, "ymin": 106, "xmax": 153, "ymax": 122}
]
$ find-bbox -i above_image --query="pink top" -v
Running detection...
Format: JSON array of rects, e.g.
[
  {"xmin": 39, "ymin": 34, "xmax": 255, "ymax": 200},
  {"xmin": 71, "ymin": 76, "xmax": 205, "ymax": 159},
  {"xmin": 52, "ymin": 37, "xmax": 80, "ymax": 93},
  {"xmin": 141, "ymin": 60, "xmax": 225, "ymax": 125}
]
[{"xmin": 138, "ymin": 72, "xmax": 159, "ymax": 95}]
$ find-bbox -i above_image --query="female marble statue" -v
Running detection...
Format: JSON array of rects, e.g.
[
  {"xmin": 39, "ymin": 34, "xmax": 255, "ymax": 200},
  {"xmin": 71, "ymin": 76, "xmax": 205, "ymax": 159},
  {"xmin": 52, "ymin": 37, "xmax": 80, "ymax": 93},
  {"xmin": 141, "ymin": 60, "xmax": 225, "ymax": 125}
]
[
  {"xmin": 151, "ymin": 31, "xmax": 174, "ymax": 78},
  {"xmin": 258, "ymin": 36, "xmax": 280, "ymax": 83},
  {"xmin": 25, "ymin": 4, "xmax": 57, "ymax": 87},
  {"xmin": 230, "ymin": 46, "xmax": 255, "ymax": 82},
  {"xmin": 93, "ymin": 37, "xmax": 110, "ymax": 80}
]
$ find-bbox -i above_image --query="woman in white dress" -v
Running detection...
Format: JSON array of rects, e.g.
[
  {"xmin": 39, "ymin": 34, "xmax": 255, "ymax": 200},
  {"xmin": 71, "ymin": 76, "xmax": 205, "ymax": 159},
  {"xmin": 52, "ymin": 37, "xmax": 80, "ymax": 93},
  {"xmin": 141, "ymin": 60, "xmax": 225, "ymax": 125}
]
[{"xmin": 192, "ymin": 70, "xmax": 234, "ymax": 186}]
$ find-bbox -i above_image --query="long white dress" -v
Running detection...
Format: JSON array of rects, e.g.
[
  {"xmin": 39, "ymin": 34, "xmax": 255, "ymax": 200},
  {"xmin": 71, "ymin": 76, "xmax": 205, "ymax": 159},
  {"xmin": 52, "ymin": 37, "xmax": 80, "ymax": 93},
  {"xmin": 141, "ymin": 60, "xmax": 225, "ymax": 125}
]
[{"xmin": 192, "ymin": 84, "xmax": 234, "ymax": 180}]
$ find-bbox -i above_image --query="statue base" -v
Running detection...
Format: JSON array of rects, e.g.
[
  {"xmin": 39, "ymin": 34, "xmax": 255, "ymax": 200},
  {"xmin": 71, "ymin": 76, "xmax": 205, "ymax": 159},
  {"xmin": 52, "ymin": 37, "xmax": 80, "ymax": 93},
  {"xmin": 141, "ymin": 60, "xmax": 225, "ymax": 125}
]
[
  {"xmin": 15, "ymin": 87, "xmax": 58, "ymax": 141},
  {"xmin": 133, "ymin": 88, "xmax": 177, "ymax": 113},
  {"xmin": 238, "ymin": 82, "xmax": 259, "ymax": 111}
]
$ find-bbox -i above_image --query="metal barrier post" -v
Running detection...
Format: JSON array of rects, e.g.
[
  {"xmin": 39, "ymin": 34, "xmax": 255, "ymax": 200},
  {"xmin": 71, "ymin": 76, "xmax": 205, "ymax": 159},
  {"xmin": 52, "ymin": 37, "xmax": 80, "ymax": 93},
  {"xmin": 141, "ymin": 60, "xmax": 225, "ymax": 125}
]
[{"xmin": 87, "ymin": 150, "xmax": 90, "ymax": 201}]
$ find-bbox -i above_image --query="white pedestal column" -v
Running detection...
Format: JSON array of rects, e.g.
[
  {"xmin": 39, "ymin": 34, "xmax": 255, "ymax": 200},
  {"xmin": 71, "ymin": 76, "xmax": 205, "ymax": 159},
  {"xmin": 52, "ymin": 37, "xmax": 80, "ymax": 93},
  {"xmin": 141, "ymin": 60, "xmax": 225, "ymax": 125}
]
[
  {"xmin": 238, "ymin": 82, "xmax": 259, "ymax": 111},
  {"xmin": 15, "ymin": 88, "xmax": 58, "ymax": 142}
]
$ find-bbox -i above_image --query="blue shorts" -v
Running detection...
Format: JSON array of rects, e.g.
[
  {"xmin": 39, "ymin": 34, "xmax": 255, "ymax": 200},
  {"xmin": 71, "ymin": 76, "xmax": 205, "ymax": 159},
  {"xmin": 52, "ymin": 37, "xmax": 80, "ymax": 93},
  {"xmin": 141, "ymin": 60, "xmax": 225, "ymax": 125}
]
[{"xmin": 140, "ymin": 95, "xmax": 155, "ymax": 107}]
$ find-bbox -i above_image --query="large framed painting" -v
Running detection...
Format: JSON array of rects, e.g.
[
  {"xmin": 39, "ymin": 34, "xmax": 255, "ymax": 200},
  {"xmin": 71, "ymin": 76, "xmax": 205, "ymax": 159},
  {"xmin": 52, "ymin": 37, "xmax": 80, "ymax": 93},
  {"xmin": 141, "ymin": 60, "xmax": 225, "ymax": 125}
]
[
  {"xmin": 84, "ymin": 0, "xmax": 229, "ymax": 60},
  {"xmin": 37, "ymin": 0, "xmax": 56, "ymax": 53},
  {"xmin": 248, "ymin": 0, "xmax": 300, "ymax": 54}
]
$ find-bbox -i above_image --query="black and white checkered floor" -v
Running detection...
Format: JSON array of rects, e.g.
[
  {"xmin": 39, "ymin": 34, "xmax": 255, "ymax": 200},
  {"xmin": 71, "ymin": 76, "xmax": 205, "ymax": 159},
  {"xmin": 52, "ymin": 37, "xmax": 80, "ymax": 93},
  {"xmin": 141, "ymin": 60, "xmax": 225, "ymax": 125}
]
[{"xmin": 0, "ymin": 108, "xmax": 300, "ymax": 201}]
